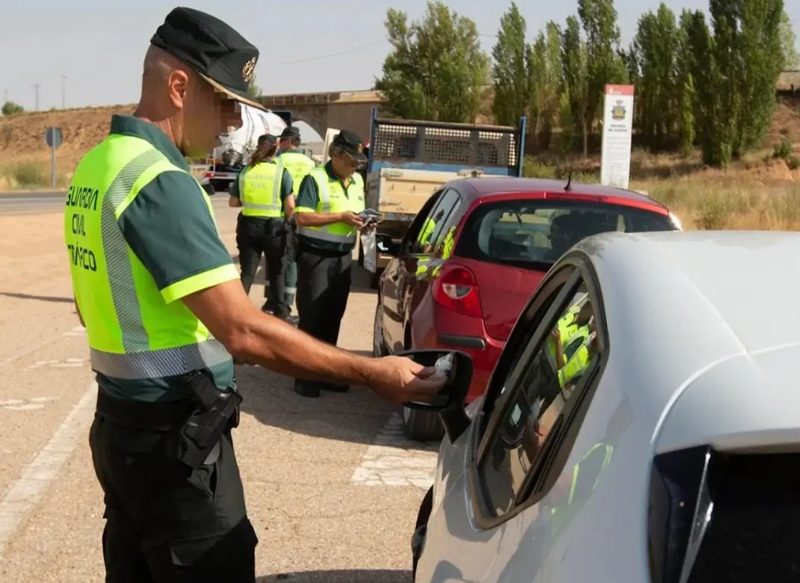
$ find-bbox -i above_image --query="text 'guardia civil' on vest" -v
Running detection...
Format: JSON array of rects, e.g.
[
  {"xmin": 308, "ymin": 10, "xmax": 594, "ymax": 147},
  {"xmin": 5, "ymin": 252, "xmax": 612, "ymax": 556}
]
[{"xmin": 66, "ymin": 185, "xmax": 100, "ymax": 211}]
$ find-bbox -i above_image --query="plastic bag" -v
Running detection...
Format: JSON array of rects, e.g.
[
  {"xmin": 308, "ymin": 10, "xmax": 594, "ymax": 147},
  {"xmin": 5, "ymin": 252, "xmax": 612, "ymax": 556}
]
[
  {"xmin": 429, "ymin": 353, "xmax": 454, "ymax": 383},
  {"xmin": 361, "ymin": 230, "xmax": 377, "ymax": 273}
]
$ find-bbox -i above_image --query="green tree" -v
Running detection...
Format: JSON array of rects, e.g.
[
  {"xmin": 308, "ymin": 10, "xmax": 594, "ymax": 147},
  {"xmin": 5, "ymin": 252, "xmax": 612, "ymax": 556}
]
[
  {"xmin": 578, "ymin": 0, "xmax": 628, "ymax": 145},
  {"xmin": 634, "ymin": 4, "xmax": 679, "ymax": 151},
  {"xmin": 707, "ymin": 0, "xmax": 785, "ymax": 165},
  {"xmin": 376, "ymin": 1, "xmax": 489, "ymax": 122},
  {"xmin": 1, "ymin": 101, "xmax": 24, "ymax": 116},
  {"xmin": 678, "ymin": 75, "xmax": 697, "ymax": 155},
  {"xmin": 779, "ymin": 10, "xmax": 799, "ymax": 69},
  {"xmin": 562, "ymin": 16, "xmax": 590, "ymax": 156},
  {"xmin": 682, "ymin": 10, "xmax": 717, "ymax": 163},
  {"xmin": 676, "ymin": 10, "xmax": 698, "ymax": 155},
  {"xmin": 492, "ymin": 3, "xmax": 529, "ymax": 126},
  {"xmin": 527, "ymin": 22, "xmax": 562, "ymax": 149}
]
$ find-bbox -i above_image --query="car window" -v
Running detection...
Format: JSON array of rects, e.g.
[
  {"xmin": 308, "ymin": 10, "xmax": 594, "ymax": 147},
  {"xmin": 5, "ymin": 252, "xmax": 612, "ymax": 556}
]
[
  {"xmin": 402, "ymin": 190, "xmax": 442, "ymax": 255},
  {"xmin": 455, "ymin": 200, "xmax": 675, "ymax": 270},
  {"xmin": 476, "ymin": 279, "xmax": 602, "ymax": 518},
  {"xmin": 413, "ymin": 188, "xmax": 461, "ymax": 254}
]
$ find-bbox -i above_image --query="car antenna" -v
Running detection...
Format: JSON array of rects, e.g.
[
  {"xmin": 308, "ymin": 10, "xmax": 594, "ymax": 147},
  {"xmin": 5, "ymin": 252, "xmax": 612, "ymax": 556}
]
[{"xmin": 564, "ymin": 165, "xmax": 573, "ymax": 192}]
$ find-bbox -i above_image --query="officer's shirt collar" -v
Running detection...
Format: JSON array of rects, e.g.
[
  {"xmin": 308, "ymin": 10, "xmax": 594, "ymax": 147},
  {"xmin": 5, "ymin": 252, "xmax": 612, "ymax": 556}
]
[
  {"xmin": 110, "ymin": 115, "xmax": 189, "ymax": 171},
  {"xmin": 324, "ymin": 160, "xmax": 356, "ymax": 190}
]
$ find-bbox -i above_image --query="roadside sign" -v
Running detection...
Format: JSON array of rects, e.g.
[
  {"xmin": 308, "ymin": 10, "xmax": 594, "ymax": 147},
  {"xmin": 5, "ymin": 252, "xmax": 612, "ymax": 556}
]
[
  {"xmin": 45, "ymin": 127, "xmax": 63, "ymax": 149},
  {"xmin": 600, "ymin": 85, "xmax": 635, "ymax": 189},
  {"xmin": 45, "ymin": 127, "xmax": 63, "ymax": 188}
]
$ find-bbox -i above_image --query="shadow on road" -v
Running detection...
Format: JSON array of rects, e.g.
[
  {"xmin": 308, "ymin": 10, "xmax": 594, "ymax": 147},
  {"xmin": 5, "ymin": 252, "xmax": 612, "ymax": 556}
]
[
  {"xmin": 257, "ymin": 569, "xmax": 411, "ymax": 582},
  {"xmin": 237, "ymin": 362, "xmax": 400, "ymax": 446},
  {"xmin": 0, "ymin": 291, "xmax": 74, "ymax": 303}
]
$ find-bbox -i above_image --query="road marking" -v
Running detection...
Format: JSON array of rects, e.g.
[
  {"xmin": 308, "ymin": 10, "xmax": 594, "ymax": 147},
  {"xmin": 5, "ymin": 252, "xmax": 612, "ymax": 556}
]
[
  {"xmin": 0, "ymin": 397, "xmax": 57, "ymax": 412},
  {"xmin": 0, "ymin": 339, "xmax": 57, "ymax": 369},
  {"xmin": 351, "ymin": 413, "xmax": 438, "ymax": 489},
  {"xmin": 0, "ymin": 380, "xmax": 96, "ymax": 557},
  {"xmin": 27, "ymin": 357, "xmax": 87, "ymax": 370},
  {"xmin": 0, "ymin": 327, "xmax": 85, "ymax": 370},
  {"xmin": 62, "ymin": 327, "xmax": 86, "ymax": 337}
]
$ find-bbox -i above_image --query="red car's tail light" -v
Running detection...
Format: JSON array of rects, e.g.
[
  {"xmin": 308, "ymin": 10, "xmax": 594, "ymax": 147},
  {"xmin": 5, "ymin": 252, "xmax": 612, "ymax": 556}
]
[{"xmin": 432, "ymin": 265, "xmax": 482, "ymax": 318}]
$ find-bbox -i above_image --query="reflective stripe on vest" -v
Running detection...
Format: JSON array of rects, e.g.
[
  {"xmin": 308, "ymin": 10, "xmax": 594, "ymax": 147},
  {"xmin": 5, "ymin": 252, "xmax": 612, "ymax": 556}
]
[
  {"xmin": 297, "ymin": 167, "xmax": 365, "ymax": 245},
  {"xmin": 279, "ymin": 151, "xmax": 316, "ymax": 191},
  {"xmin": 90, "ymin": 339, "xmax": 230, "ymax": 379},
  {"xmin": 240, "ymin": 161, "xmax": 282, "ymax": 218},
  {"xmin": 65, "ymin": 134, "xmax": 230, "ymax": 380}
]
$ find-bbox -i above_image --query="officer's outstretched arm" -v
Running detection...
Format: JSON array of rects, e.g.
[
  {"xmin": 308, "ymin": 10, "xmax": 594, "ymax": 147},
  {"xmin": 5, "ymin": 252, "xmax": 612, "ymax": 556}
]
[{"xmin": 182, "ymin": 280, "xmax": 444, "ymax": 404}]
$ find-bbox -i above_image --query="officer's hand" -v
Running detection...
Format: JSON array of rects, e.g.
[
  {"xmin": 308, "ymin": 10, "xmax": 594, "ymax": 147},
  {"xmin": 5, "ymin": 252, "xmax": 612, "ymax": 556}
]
[
  {"xmin": 340, "ymin": 211, "xmax": 365, "ymax": 229},
  {"xmin": 366, "ymin": 356, "xmax": 445, "ymax": 404}
]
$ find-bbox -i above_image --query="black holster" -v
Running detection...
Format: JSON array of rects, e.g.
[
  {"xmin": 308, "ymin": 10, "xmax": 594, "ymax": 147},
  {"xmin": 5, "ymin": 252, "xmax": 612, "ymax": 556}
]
[{"xmin": 176, "ymin": 370, "xmax": 242, "ymax": 469}]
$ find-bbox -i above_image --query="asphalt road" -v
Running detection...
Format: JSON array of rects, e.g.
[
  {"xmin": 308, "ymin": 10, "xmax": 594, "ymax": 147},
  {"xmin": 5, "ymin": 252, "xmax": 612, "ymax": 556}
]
[
  {"xmin": 0, "ymin": 191, "xmax": 68, "ymax": 215},
  {"xmin": 0, "ymin": 196, "xmax": 436, "ymax": 582}
]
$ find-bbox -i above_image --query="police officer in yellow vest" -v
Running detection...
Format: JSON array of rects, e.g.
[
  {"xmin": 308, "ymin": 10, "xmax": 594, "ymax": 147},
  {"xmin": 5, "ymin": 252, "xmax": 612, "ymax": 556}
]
[
  {"xmin": 64, "ymin": 8, "xmax": 443, "ymax": 582},
  {"xmin": 277, "ymin": 125, "xmax": 316, "ymax": 322},
  {"xmin": 228, "ymin": 134, "xmax": 294, "ymax": 320},
  {"xmin": 293, "ymin": 130, "xmax": 368, "ymax": 398}
]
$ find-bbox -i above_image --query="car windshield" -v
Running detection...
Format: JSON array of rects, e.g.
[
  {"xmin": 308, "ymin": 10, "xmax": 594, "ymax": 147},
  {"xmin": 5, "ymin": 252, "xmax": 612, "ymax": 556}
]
[{"xmin": 455, "ymin": 199, "xmax": 675, "ymax": 270}]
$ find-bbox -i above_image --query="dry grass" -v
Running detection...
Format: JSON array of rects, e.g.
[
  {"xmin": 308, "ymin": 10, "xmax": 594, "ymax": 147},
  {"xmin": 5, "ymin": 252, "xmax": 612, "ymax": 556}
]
[
  {"xmin": 635, "ymin": 168, "xmax": 800, "ymax": 231},
  {"xmin": 0, "ymin": 160, "xmax": 71, "ymax": 190},
  {"xmin": 525, "ymin": 150, "xmax": 800, "ymax": 230}
]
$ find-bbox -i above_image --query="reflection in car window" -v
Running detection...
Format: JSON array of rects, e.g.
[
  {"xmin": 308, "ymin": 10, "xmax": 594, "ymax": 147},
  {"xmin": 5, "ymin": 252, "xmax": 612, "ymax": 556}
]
[
  {"xmin": 479, "ymin": 284, "xmax": 600, "ymax": 516},
  {"xmin": 456, "ymin": 200, "xmax": 675, "ymax": 270},
  {"xmin": 402, "ymin": 192, "xmax": 441, "ymax": 255},
  {"xmin": 415, "ymin": 189, "xmax": 461, "ymax": 254}
]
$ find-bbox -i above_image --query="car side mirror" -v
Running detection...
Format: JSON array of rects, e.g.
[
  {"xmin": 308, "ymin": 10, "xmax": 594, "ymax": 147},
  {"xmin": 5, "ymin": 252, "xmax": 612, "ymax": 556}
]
[
  {"xmin": 398, "ymin": 349, "xmax": 473, "ymax": 442},
  {"xmin": 376, "ymin": 233, "xmax": 400, "ymax": 257}
]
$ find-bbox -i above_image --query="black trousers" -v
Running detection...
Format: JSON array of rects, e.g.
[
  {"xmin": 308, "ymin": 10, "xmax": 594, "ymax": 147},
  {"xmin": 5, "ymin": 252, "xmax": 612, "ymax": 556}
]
[
  {"xmin": 236, "ymin": 214, "xmax": 289, "ymax": 317},
  {"xmin": 89, "ymin": 396, "xmax": 257, "ymax": 583},
  {"xmin": 296, "ymin": 246, "xmax": 352, "ymax": 347}
]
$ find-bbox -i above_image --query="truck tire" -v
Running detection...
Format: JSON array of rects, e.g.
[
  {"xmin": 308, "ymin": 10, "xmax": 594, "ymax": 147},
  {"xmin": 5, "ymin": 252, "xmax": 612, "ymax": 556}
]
[{"xmin": 402, "ymin": 406, "xmax": 445, "ymax": 441}]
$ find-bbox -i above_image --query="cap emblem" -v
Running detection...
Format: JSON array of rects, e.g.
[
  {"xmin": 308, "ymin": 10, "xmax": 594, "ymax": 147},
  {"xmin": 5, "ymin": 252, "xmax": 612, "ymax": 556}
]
[{"xmin": 242, "ymin": 57, "xmax": 257, "ymax": 84}]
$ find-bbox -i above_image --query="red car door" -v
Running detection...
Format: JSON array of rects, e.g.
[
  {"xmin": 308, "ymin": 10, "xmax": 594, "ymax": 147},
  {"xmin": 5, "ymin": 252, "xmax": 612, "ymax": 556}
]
[{"xmin": 380, "ymin": 191, "xmax": 442, "ymax": 352}]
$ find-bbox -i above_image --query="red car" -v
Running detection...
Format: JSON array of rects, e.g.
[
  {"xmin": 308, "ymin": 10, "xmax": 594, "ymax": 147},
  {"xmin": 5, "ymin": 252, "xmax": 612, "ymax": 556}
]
[{"xmin": 373, "ymin": 177, "xmax": 680, "ymax": 440}]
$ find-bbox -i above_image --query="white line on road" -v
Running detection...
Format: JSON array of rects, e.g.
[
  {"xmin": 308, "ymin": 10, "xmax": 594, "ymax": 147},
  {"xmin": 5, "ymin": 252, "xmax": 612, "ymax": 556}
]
[
  {"xmin": 0, "ymin": 380, "xmax": 96, "ymax": 558},
  {"xmin": 0, "ymin": 327, "xmax": 85, "ymax": 369},
  {"xmin": 0, "ymin": 338, "xmax": 58, "ymax": 369},
  {"xmin": 351, "ymin": 413, "xmax": 438, "ymax": 489}
]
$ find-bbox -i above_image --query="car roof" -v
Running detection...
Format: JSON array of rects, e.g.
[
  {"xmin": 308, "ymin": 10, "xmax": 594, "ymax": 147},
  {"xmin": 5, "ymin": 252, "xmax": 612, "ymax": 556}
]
[
  {"xmin": 576, "ymin": 230, "xmax": 800, "ymax": 452},
  {"xmin": 450, "ymin": 177, "xmax": 664, "ymax": 210}
]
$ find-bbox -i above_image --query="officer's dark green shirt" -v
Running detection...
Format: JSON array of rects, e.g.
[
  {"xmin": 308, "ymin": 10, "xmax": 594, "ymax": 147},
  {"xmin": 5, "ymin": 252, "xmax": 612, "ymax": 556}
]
[
  {"xmin": 229, "ymin": 163, "xmax": 293, "ymax": 212},
  {"xmin": 99, "ymin": 115, "xmax": 236, "ymax": 402},
  {"xmin": 295, "ymin": 161, "xmax": 357, "ymax": 254}
]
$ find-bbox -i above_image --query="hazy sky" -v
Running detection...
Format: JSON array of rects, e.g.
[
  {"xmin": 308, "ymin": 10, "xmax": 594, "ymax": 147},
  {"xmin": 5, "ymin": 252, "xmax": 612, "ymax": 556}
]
[{"xmin": 1, "ymin": 0, "xmax": 798, "ymax": 110}]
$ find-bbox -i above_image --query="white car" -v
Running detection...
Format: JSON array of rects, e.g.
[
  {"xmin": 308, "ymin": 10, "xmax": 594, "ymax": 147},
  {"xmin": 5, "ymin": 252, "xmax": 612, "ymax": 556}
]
[{"xmin": 410, "ymin": 231, "xmax": 800, "ymax": 583}]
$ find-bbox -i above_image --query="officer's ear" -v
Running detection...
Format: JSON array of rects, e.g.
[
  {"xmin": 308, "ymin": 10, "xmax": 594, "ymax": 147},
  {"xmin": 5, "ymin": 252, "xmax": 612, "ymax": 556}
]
[{"xmin": 167, "ymin": 69, "xmax": 190, "ymax": 110}]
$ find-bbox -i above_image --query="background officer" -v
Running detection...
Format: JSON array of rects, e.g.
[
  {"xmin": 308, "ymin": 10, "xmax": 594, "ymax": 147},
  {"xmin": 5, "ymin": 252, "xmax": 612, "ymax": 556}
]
[
  {"xmin": 65, "ymin": 8, "xmax": 442, "ymax": 582},
  {"xmin": 229, "ymin": 133, "xmax": 295, "ymax": 320},
  {"xmin": 277, "ymin": 125, "xmax": 316, "ymax": 324},
  {"xmin": 293, "ymin": 130, "xmax": 369, "ymax": 398}
]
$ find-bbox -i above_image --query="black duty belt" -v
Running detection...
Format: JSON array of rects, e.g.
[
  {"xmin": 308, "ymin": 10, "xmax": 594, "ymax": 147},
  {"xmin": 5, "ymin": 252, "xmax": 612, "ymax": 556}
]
[{"xmin": 96, "ymin": 388, "xmax": 192, "ymax": 431}]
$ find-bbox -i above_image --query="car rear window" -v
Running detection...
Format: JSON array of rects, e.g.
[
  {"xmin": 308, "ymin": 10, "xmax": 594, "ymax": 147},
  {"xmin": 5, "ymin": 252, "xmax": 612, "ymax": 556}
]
[{"xmin": 455, "ymin": 199, "xmax": 675, "ymax": 269}]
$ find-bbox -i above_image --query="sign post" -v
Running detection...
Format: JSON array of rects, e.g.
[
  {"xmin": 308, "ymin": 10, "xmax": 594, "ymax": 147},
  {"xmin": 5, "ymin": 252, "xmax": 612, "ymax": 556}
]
[
  {"xmin": 44, "ymin": 127, "xmax": 63, "ymax": 189},
  {"xmin": 600, "ymin": 85, "xmax": 635, "ymax": 189}
]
